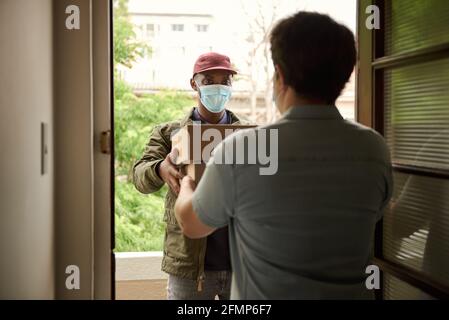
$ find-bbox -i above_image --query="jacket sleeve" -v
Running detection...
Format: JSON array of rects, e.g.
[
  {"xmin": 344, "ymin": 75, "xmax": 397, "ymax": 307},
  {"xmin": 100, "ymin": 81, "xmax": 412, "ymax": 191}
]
[{"xmin": 133, "ymin": 125, "xmax": 171, "ymax": 194}]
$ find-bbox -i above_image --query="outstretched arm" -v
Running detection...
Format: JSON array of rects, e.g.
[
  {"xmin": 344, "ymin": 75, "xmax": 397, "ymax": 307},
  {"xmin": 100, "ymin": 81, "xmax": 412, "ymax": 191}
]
[{"xmin": 175, "ymin": 176, "xmax": 216, "ymax": 239}]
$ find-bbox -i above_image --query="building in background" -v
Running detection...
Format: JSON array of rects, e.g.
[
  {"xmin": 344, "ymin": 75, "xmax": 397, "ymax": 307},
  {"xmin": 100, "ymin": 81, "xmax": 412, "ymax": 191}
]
[
  {"xmin": 121, "ymin": 0, "xmax": 356, "ymax": 122},
  {"xmin": 122, "ymin": 0, "xmax": 215, "ymax": 90}
]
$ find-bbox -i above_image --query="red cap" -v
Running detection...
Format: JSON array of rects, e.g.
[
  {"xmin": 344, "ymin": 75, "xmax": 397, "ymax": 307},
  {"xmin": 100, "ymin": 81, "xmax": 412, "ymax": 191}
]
[{"xmin": 193, "ymin": 52, "xmax": 237, "ymax": 77}]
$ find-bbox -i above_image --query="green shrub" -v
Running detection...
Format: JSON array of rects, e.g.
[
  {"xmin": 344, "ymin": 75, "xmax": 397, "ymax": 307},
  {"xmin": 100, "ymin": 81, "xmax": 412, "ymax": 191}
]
[
  {"xmin": 114, "ymin": 80, "xmax": 194, "ymax": 252},
  {"xmin": 114, "ymin": 81, "xmax": 193, "ymax": 176},
  {"xmin": 113, "ymin": 0, "xmax": 190, "ymax": 252},
  {"xmin": 115, "ymin": 179, "xmax": 168, "ymax": 252}
]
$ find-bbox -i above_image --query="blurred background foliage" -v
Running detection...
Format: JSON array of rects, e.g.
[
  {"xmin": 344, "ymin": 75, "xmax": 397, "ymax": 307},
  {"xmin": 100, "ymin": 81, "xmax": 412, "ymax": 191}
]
[{"xmin": 113, "ymin": 0, "xmax": 193, "ymax": 252}]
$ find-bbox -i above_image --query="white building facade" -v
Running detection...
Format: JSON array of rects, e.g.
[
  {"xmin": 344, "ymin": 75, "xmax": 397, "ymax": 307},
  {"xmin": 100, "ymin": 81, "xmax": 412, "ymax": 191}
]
[
  {"xmin": 122, "ymin": 0, "xmax": 217, "ymax": 90},
  {"xmin": 120, "ymin": 0, "xmax": 356, "ymax": 121}
]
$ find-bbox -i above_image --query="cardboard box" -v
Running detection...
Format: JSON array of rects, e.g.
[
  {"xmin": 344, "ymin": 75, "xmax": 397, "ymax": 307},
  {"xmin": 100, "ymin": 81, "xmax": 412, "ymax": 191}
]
[
  {"xmin": 180, "ymin": 163, "xmax": 206, "ymax": 183},
  {"xmin": 171, "ymin": 124, "xmax": 256, "ymax": 165},
  {"xmin": 171, "ymin": 124, "xmax": 256, "ymax": 181}
]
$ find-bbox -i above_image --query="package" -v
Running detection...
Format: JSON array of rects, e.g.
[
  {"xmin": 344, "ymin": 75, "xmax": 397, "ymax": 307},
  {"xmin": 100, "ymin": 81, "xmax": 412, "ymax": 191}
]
[
  {"xmin": 171, "ymin": 123, "xmax": 256, "ymax": 181},
  {"xmin": 180, "ymin": 163, "xmax": 206, "ymax": 183}
]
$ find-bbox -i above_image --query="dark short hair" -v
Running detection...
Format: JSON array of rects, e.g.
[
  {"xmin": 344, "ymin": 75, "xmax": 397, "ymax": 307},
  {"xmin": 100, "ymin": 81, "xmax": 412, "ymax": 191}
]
[{"xmin": 270, "ymin": 11, "xmax": 356, "ymax": 104}]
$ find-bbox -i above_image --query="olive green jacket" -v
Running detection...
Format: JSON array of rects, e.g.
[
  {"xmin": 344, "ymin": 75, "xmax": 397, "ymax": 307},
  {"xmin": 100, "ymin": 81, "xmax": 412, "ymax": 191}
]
[{"xmin": 132, "ymin": 107, "xmax": 249, "ymax": 289}]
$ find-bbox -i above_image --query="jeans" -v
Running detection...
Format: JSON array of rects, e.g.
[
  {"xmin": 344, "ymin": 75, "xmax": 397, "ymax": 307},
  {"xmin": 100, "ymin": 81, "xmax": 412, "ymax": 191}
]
[{"xmin": 167, "ymin": 270, "xmax": 231, "ymax": 300}]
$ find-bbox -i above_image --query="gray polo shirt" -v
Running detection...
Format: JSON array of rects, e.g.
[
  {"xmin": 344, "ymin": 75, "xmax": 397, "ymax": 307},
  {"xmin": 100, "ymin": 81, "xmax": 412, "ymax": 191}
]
[{"xmin": 192, "ymin": 105, "xmax": 393, "ymax": 299}]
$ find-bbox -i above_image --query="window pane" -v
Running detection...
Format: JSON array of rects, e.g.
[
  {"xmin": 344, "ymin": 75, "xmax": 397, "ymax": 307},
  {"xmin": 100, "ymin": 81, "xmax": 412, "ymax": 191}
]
[
  {"xmin": 383, "ymin": 273, "xmax": 435, "ymax": 300},
  {"xmin": 383, "ymin": 172, "xmax": 449, "ymax": 287},
  {"xmin": 171, "ymin": 24, "xmax": 184, "ymax": 32},
  {"xmin": 196, "ymin": 24, "xmax": 208, "ymax": 32},
  {"xmin": 385, "ymin": 0, "xmax": 449, "ymax": 55},
  {"xmin": 384, "ymin": 57, "xmax": 449, "ymax": 171},
  {"xmin": 145, "ymin": 23, "xmax": 154, "ymax": 38}
]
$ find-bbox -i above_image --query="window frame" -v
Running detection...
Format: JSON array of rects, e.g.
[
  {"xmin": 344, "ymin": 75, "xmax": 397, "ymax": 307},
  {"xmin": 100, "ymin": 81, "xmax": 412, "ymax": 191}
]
[{"xmin": 357, "ymin": 0, "xmax": 449, "ymax": 299}]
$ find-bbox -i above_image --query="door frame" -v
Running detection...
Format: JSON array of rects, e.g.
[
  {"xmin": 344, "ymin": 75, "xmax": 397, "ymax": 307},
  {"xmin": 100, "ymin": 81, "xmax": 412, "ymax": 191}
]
[
  {"xmin": 108, "ymin": 0, "xmax": 116, "ymax": 300},
  {"xmin": 93, "ymin": 0, "xmax": 115, "ymax": 299}
]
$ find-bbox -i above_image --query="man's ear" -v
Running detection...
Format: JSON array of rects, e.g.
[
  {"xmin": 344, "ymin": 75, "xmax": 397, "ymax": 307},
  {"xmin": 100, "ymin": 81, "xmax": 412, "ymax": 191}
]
[
  {"xmin": 275, "ymin": 64, "xmax": 286, "ymax": 88},
  {"xmin": 190, "ymin": 78, "xmax": 198, "ymax": 91}
]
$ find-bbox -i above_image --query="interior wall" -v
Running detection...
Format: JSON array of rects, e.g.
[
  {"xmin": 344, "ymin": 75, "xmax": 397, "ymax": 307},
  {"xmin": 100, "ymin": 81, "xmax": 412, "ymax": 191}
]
[
  {"xmin": 0, "ymin": 0, "xmax": 55, "ymax": 299},
  {"xmin": 0, "ymin": 0, "xmax": 112, "ymax": 299}
]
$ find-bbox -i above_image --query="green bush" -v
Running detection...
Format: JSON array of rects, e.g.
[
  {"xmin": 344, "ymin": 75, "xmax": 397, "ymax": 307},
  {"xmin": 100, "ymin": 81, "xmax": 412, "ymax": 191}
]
[
  {"xmin": 115, "ymin": 179, "xmax": 167, "ymax": 252},
  {"xmin": 114, "ymin": 81, "xmax": 193, "ymax": 176},
  {"xmin": 114, "ymin": 80, "xmax": 194, "ymax": 252},
  {"xmin": 113, "ymin": 1, "xmax": 194, "ymax": 252}
]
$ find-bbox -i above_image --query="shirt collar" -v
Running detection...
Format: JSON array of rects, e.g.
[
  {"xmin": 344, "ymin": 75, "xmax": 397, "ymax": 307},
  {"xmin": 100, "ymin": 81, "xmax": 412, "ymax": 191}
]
[
  {"xmin": 192, "ymin": 107, "xmax": 229, "ymax": 124},
  {"xmin": 282, "ymin": 105, "xmax": 343, "ymax": 120},
  {"xmin": 180, "ymin": 107, "xmax": 242, "ymax": 126}
]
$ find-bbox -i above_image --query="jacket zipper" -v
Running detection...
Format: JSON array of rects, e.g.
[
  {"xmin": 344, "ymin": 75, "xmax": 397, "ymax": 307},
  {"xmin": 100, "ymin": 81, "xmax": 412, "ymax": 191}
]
[
  {"xmin": 197, "ymin": 238, "xmax": 207, "ymax": 292},
  {"xmin": 197, "ymin": 273, "xmax": 205, "ymax": 292}
]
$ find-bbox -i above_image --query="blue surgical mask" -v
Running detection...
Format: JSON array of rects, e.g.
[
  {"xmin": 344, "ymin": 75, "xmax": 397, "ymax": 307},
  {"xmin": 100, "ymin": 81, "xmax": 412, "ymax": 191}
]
[{"xmin": 196, "ymin": 82, "xmax": 232, "ymax": 113}]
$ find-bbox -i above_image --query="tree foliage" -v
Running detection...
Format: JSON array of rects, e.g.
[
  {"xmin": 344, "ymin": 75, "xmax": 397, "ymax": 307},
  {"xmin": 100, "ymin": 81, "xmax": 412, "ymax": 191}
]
[
  {"xmin": 114, "ymin": 83, "xmax": 193, "ymax": 177},
  {"xmin": 113, "ymin": 0, "xmax": 147, "ymax": 71},
  {"xmin": 113, "ymin": 0, "xmax": 194, "ymax": 252}
]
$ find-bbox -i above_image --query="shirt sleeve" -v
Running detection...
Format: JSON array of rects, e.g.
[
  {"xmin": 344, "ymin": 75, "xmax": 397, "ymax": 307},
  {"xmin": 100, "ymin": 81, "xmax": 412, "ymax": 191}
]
[{"xmin": 192, "ymin": 142, "xmax": 235, "ymax": 228}]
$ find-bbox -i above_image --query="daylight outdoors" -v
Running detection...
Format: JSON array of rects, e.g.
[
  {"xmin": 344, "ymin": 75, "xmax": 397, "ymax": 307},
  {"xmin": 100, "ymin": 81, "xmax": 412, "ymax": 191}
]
[
  {"xmin": 114, "ymin": 0, "xmax": 193, "ymax": 252},
  {"xmin": 113, "ymin": 0, "xmax": 356, "ymax": 253}
]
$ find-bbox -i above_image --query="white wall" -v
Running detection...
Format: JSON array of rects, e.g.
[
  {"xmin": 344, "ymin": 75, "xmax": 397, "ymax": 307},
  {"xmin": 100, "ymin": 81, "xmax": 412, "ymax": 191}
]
[
  {"xmin": 0, "ymin": 0, "xmax": 55, "ymax": 299},
  {"xmin": 0, "ymin": 0, "xmax": 112, "ymax": 300}
]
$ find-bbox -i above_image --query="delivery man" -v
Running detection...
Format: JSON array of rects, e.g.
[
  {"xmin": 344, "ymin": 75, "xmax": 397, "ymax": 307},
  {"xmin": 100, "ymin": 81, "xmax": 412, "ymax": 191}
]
[{"xmin": 133, "ymin": 52, "xmax": 249, "ymax": 300}]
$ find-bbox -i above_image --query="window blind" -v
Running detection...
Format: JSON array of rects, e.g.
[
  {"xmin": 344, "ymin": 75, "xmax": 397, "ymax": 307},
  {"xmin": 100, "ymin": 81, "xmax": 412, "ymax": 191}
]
[
  {"xmin": 383, "ymin": 172, "xmax": 449, "ymax": 287},
  {"xmin": 385, "ymin": 0, "xmax": 449, "ymax": 56},
  {"xmin": 384, "ymin": 58, "xmax": 449, "ymax": 171},
  {"xmin": 375, "ymin": 0, "xmax": 449, "ymax": 299}
]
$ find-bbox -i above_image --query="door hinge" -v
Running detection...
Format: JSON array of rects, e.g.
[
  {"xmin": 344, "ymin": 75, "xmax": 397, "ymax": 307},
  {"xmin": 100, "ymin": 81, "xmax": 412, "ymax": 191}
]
[{"xmin": 100, "ymin": 130, "xmax": 112, "ymax": 154}]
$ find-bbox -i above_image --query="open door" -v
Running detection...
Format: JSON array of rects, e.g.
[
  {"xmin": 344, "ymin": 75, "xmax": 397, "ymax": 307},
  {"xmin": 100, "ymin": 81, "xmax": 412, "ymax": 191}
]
[{"xmin": 53, "ymin": 0, "xmax": 114, "ymax": 299}]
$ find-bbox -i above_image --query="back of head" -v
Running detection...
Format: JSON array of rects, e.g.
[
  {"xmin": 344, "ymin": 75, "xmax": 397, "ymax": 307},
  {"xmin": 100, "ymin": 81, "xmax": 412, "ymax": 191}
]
[{"xmin": 270, "ymin": 11, "xmax": 356, "ymax": 104}]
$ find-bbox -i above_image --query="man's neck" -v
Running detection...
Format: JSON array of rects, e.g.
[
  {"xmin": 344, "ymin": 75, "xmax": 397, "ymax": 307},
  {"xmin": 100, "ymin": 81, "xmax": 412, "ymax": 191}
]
[
  {"xmin": 281, "ymin": 90, "xmax": 331, "ymax": 114},
  {"xmin": 197, "ymin": 104, "xmax": 226, "ymax": 124}
]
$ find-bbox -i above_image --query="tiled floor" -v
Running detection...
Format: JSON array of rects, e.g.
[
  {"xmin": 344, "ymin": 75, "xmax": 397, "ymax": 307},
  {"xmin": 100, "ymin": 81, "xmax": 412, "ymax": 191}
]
[{"xmin": 116, "ymin": 279, "xmax": 167, "ymax": 300}]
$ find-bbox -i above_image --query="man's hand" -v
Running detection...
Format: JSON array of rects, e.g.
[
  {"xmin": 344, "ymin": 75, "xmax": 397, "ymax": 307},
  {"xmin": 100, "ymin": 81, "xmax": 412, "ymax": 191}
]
[
  {"xmin": 180, "ymin": 175, "xmax": 196, "ymax": 192},
  {"xmin": 175, "ymin": 175, "xmax": 216, "ymax": 239},
  {"xmin": 158, "ymin": 149, "xmax": 184, "ymax": 194}
]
